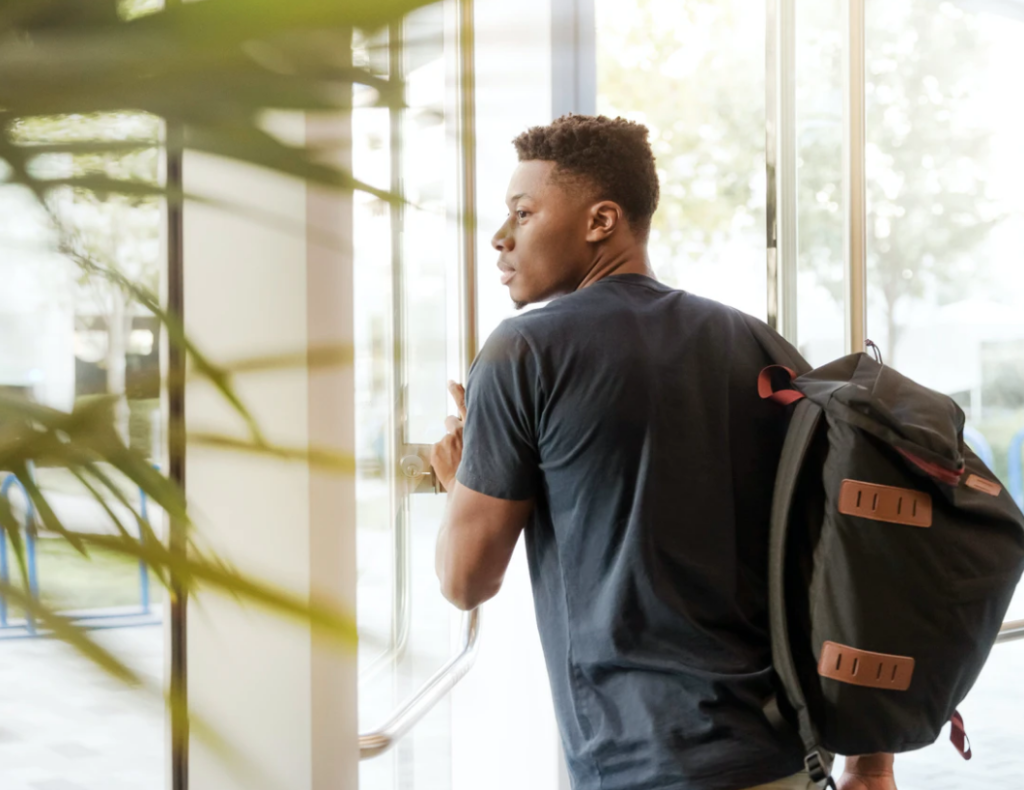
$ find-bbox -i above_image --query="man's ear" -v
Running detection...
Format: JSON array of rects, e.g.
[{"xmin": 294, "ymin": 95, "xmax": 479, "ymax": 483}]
[{"xmin": 585, "ymin": 201, "xmax": 624, "ymax": 242}]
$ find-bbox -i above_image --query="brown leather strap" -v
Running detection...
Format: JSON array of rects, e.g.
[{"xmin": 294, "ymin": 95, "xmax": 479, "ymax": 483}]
[
  {"xmin": 757, "ymin": 365, "xmax": 805, "ymax": 405},
  {"xmin": 965, "ymin": 474, "xmax": 1002, "ymax": 497},
  {"xmin": 818, "ymin": 641, "xmax": 915, "ymax": 691},
  {"xmin": 950, "ymin": 710, "xmax": 972, "ymax": 760},
  {"xmin": 838, "ymin": 479, "xmax": 932, "ymax": 528}
]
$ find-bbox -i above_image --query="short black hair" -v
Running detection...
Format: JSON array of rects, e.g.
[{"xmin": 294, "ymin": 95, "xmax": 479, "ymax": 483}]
[{"xmin": 512, "ymin": 114, "xmax": 660, "ymax": 237}]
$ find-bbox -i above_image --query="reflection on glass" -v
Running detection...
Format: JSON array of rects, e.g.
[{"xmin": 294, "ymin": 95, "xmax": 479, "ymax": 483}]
[
  {"xmin": 356, "ymin": 5, "xmax": 456, "ymax": 789},
  {"xmin": 597, "ymin": 0, "xmax": 767, "ymax": 318},
  {"xmin": 0, "ymin": 113, "xmax": 165, "ymax": 789},
  {"xmin": 862, "ymin": 2, "xmax": 1024, "ymax": 785}
]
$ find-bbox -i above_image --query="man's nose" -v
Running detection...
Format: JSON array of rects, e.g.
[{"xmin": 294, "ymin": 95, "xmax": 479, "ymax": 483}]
[{"xmin": 491, "ymin": 220, "xmax": 514, "ymax": 252}]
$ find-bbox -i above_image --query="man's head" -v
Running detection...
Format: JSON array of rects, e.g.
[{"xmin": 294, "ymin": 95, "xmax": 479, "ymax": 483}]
[{"xmin": 492, "ymin": 114, "xmax": 660, "ymax": 308}]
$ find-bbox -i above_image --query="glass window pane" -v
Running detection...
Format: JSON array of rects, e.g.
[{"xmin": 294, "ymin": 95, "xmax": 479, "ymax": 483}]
[
  {"xmin": 864, "ymin": 2, "xmax": 1024, "ymax": 784},
  {"xmin": 0, "ymin": 113, "xmax": 166, "ymax": 790},
  {"xmin": 403, "ymin": 3, "xmax": 452, "ymax": 445},
  {"xmin": 597, "ymin": 0, "xmax": 767, "ymax": 318},
  {"xmin": 796, "ymin": 0, "xmax": 847, "ymax": 365},
  {"xmin": 356, "ymin": 7, "xmax": 456, "ymax": 788}
]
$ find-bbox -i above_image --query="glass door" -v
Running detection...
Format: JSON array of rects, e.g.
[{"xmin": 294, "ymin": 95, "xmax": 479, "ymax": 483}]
[{"xmin": 354, "ymin": 2, "xmax": 471, "ymax": 787}]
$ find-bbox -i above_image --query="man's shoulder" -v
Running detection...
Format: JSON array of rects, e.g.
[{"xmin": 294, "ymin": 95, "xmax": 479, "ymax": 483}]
[
  {"xmin": 500, "ymin": 277, "xmax": 682, "ymax": 331},
  {"xmin": 496, "ymin": 282, "xmax": 774, "ymax": 348}
]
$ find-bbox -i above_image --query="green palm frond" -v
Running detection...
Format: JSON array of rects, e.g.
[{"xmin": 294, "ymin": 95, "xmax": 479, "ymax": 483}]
[
  {"xmin": 0, "ymin": 579, "xmax": 143, "ymax": 685},
  {"xmin": 187, "ymin": 432, "xmax": 356, "ymax": 474},
  {"xmin": 0, "ymin": 0, "xmax": 427, "ymax": 761},
  {"xmin": 0, "ymin": 0, "xmax": 436, "ymax": 199},
  {"xmin": 0, "ymin": 496, "xmax": 32, "ymax": 593}
]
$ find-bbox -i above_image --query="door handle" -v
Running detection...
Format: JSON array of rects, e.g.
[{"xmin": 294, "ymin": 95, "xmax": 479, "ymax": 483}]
[
  {"xmin": 399, "ymin": 444, "xmax": 441, "ymax": 494},
  {"xmin": 359, "ymin": 608, "xmax": 480, "ymax": 759}
]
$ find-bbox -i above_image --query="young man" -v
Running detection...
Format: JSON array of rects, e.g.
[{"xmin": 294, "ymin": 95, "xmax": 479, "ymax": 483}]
[{"xmin": 430, "ymin": 115, "xmax": 896, "ymax": 790}]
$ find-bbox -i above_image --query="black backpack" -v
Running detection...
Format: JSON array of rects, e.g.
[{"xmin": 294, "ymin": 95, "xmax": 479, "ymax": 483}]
[{"xmin": 746, "ymin": 317, "xmax": 1024, "ymax": 788}]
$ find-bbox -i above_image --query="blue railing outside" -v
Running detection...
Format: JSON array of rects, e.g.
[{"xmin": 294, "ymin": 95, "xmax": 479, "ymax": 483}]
[
  {"xmin": 1, "ymin": 471, "xmax": 39, "ymax": 634},
  {"xmin": 0, "ymin": 465, "xmax": 156, "ymax": 636},
  {"xmin": 1009, "ymin": 428, "xmax": 1024, "ymax": 511},
  {"xmin": 138, "ymin": 484, "xmax": 151, "ymax": 614},
  {"xmin": 964, "ymin": 425, "xmax": 996, "ymax": 469}
]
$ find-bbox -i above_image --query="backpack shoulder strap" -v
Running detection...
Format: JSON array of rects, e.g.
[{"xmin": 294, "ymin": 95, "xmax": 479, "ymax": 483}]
[
  {"xmin": 769, "ymin": 397, "xmax": 835, "ymax": 786},
  {"xmin": 741, "ymin": 313, "xmax": 813, "ymax": 376},
  {"xmin": 740, "ymin": 313, "xmax": 835, "ymax": 785}
]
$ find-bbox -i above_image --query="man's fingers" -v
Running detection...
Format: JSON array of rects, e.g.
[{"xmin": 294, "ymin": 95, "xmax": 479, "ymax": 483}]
[
  {"xmin": 444, "ymin": 415, "xmax": 463, "ymax": 435},
  {"xmin": 448, "ymin": 380, "xmax": 467, "ymax": 420}
]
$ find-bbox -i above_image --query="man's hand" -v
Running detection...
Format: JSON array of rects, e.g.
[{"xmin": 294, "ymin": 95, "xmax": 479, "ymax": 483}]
[
  {"xmin": 837, "ymin": 754, "xmax": 897, "ymax": 790},
  {"xmin": 431, "ymin": 381, "xmax": 467, "ymax": 491}
]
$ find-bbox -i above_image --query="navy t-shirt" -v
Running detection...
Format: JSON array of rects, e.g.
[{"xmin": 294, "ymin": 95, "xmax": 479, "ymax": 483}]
[{"xmin": 456, "ymin": 274, "xmax": 804, "ymax": 790}]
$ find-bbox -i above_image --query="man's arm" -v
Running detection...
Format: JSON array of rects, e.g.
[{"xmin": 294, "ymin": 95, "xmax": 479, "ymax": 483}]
[
  {"xmin": 434, "ymin": 482, "xmax": 533, "ymax": 610},
  {"xmin": 430, "ymin": 381, "xmax": 534, "ymax": 610},
  {"xmin": 838, "ymin": 753, "xmax": 897, "ymax": 790}
]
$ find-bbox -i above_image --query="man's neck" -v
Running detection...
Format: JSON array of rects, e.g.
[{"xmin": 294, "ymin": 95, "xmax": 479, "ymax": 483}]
[{"xmin": 575, "ymin": 244, "xmax": 655, "ymax": 291}]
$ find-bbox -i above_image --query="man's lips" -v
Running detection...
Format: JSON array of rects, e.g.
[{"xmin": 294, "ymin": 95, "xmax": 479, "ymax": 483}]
[{"xmin": 498, "ymin": 263, "xmax": 515, "ymax": 285}]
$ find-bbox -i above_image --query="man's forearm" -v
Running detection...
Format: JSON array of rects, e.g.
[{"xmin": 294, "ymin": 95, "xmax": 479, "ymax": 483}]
[
  {"xmin": 844, "ymin": 753, "xmax": 894, "ymax": 776},
  {"xmin": 434, "ymin": 488, "xmax": 454, "ymax": 585}
]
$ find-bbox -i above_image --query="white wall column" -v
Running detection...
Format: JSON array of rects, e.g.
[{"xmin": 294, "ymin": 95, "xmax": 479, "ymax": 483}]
[{"xmin": 181, "ymin": 116, "xmax": 357, "ymax": 790}]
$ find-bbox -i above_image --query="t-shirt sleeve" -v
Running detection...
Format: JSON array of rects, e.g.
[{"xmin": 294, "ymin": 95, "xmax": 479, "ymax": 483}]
[{"xmin": 456, "ymin": 320, "xmax": 541, "ymax": 501}]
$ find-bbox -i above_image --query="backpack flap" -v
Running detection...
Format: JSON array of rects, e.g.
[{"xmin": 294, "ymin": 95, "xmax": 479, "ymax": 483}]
[{"xmin": 797, "ymin": 354, "xmax": 966, "ymax": 486}]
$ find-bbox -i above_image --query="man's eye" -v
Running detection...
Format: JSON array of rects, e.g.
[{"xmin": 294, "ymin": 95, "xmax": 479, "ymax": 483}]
[{"xmin": 516, "ymin": 210, "xmax": 529, "ymax": 220}]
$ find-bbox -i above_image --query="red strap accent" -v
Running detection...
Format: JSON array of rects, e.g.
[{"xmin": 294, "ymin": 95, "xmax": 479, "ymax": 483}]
[
  {"xmin": 950, "ymin": 710, "xmax": 972, "ymax": 761},
  {"xmin": 758, "ymin": 365, "xmax": 804, "ymax": 405},
  {"xmin": 896, "ymin": 448, "xmax": 966, "ymax": 487}
]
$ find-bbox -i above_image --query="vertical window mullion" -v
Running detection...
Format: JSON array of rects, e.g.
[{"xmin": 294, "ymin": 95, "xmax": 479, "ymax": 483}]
[
  {"xmin": 766, "ymin": 0, "xmax": 799, "ymax": 343},
  {"xmin": 843, "ymin": 0, "xmax": 868, "ymax": 355},
  {"xmin": 458, "ymin": 0, "xmax": 479, "ymax": 372}
]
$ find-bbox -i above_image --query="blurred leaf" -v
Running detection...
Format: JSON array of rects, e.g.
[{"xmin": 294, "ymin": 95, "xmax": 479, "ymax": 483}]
[
  {"xmin": 0, "ymin": 0, "xmax": 430, "ymax": 203},
  {"xmin": 58, "ymin": 252, "xmax": 268, "ymax": 446},
  {"xmin": 188, "ymin": 433, "xmax": 356, "ymax": 474},
  {"xmin": 0, "ymin": 393, "xmax": 192, "ymax": 529},
  {"xmin": 0, "ymin": 495, "xmax": 32, "ymax": 596},
  {"xmin": 183, "ymin": 123, "xmax": 397, "ymax": 202},
  {"xmin": 0, "ymin": 580, "xmax": 143, "ymax": 686},
  {"xmin": 0, "ymin": 0, "xmax": 421, "ymax": 759},
  {"xmin": 62, "ymin": 530, "xmax": 358, "ymax": 649},
  {"xmin": 8, "ymin": 461, "xmax": 88, "ymax": 554},
  {"xmin": 10, "ymin": 140, "xmax": 157, "ymax": 156},
  {"xmin": 67, "ymin": 466, "xmax": 136, "ymax": 541},
  {"xmin": 217, "ymin": 344, "xmax": 354, "ymax": 375},
  {"xmin": 81, "ymin": 462, "xmax": 168, "ymax": 552}
]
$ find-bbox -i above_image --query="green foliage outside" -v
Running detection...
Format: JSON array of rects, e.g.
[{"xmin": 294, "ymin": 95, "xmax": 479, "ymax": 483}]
[
  {"xmin": 597, "ymin": 0, "xmax": 765, "ymax": 283},
  {"xmin": 598, "ymin": 0, "xmax": 1003, "ymax": 369},
  {"xmin": 3, "ymin": 538, "xmax": 163, "ymax": 618}
]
